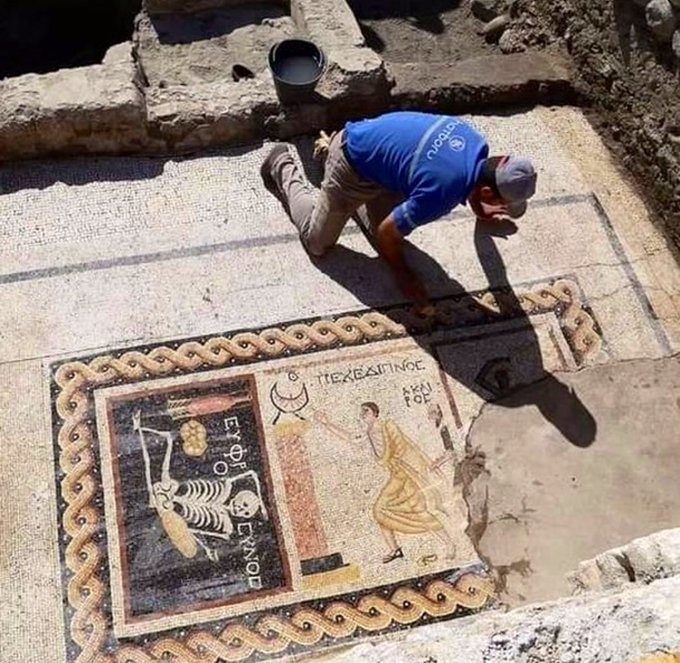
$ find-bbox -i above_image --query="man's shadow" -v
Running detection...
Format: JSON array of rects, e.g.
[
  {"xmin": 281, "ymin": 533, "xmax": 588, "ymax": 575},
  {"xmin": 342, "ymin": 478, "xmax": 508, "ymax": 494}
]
[{"xmin": 312, "ymin": 218, "xmax": 597, "ymax": 449}]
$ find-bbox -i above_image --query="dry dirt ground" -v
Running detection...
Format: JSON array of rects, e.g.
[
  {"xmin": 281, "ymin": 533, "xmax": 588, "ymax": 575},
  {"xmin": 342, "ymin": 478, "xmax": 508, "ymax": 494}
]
[{"xmin": 347, "ymin": 0, "xmax": 498, "ymax": 62}]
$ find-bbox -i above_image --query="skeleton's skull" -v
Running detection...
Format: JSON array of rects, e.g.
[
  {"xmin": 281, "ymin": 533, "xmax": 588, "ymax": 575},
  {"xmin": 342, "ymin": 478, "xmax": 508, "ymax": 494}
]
[{"xmin": 229, "ymin": 490, "xmax": 261, "ymax": 519}]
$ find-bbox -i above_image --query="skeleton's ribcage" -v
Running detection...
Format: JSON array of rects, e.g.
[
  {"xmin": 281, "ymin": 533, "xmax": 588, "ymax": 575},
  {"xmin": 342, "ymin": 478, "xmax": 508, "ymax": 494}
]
[{"xmin": 174, "ymin": 479, "xmax": 231, "ymax": 534}]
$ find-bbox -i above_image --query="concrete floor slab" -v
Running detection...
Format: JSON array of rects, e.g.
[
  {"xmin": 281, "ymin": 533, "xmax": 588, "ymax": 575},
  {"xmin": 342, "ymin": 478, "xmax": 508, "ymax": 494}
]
[
  {"xmin": 1, "ymin": 107, "xmax": 679, "ymax": 662},
  {"xmin": 466, "ymin": 355, "xmax": 680, "ymax": 606}
]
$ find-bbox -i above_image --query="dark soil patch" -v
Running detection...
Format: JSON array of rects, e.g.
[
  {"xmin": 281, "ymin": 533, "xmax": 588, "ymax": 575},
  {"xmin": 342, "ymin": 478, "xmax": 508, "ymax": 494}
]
[
  {"xmin": 0, "ymin": 0, "xmax": 141, "ymax": 79},
  {"xmin": 347, "ymin": 0, "xmax": 497, "ymax": 62}
]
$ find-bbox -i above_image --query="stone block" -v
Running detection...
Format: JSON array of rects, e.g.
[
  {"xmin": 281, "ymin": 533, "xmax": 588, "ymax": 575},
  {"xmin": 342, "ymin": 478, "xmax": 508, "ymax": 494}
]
[
  {"xmin": 481, "ymin": 14, "xmax": 511, "ymax": 43},
  {"xmin": 626, "ymin": 530, "xmax": 680, "ymax": 581},
  {"xmin": 145, "ymin": 77, "xmax": 278, "ymax": 151},
  {"xmin": 567, "ymin": 552, "xmax": 632, "ymax": 593},
  {"xmin": 102, "ymin": 42, "xmax": 137, "ymax": 67},
  {"xmin": 317, "ymin": 47, "xmax": 391, "ymax": 99},
  {"xmin": 568, "ymin": 529, "xmax": 680, "ymax": 594},
  {"xmin": 0, "ymin": 42, "xmax": 151, "ymax": 161},
  {"xmin": 567, "ymin": 559, "xmax": 609, "ymax": 593},
  {"xmin": 291, "ymin": 0, "xmax": 366, "ymax": 49},
  {"xmin": 389, "ymin": 50, "xmax": 574, "ymax": 112}
]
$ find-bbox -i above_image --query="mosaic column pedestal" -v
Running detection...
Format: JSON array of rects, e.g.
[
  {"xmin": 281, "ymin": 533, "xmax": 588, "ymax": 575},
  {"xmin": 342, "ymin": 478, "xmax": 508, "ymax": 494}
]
[{"xmin": 273, "ymin": 420, "xmax": 358, "ymax": 589}]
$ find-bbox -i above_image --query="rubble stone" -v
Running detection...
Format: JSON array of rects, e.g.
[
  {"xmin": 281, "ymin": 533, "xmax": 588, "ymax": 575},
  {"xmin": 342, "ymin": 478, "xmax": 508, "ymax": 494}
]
[
  {"xmin": 645, "ymin": 0, "xmax": 677, "ymax": 42},
  {"xmin": 499, "ymin": 28, "xmax": 528, "ymax": 52},
  {"xmin": 482, "ymin": 14, "xmax": 512, "ymax": 42},
  {"xmin": 672, "ymin": 29, "xmax": 680, "ymax": 60}
]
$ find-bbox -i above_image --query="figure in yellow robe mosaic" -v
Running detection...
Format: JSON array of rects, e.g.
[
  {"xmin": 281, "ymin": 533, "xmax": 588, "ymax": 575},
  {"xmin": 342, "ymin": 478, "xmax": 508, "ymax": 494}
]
[
  {"xmin": 316, "ymin": 402, "xmax": 457, "ymax": 563},
  {"xmin": 361, "ymin": 402, "xmax": 457, "ymax": 563}
]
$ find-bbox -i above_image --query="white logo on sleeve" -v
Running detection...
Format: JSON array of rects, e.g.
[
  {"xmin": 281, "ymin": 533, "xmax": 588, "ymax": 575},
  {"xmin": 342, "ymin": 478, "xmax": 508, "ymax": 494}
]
[{"xmin": 448, "ymin": 135, "xmax": 466, "ymax": 152}]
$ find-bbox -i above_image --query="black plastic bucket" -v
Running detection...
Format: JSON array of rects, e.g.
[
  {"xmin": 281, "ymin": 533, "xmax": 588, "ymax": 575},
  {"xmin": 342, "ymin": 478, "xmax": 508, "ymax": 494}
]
[{"xmin": 268, "ymin": 39, "xmax": 326, "ymax": 104}]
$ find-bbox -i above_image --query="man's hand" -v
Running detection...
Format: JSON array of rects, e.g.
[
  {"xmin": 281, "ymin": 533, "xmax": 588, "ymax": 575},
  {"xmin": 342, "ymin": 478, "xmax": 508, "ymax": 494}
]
[
  {"xmin": 394, "ymin": 271, "xmax": 427, "ymax": 305},
  {"xmin": 467, "ymin": 186, "xmax": 518, "ymax": 223},
  {"xmin": 375, "ymin": 215, "xmax": 432, "ymax": 314},
  {"xmin": 470, "ymin": 197, "xmax": 511, "ymax": 223},
  {"xmin": 395, "ymin": 274, "xmax": 435, "ymax": 317}
]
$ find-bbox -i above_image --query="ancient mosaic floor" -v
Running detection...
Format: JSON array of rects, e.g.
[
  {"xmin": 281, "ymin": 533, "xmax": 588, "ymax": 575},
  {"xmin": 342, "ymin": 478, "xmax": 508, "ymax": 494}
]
[
  {"xmin": 2, "ymin": 108, "xmax": 680, "ymax": 663},
  {"xmin": 52, "ymin": 276, "xmax": 600, "ymax": 661}
]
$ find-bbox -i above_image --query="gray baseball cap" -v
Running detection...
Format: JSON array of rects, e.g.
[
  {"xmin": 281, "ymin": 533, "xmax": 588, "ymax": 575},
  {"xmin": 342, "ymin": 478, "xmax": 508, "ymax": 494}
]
[{"xmin": 495, "ymin": 156, "xmax": 537, "ymax": 218}]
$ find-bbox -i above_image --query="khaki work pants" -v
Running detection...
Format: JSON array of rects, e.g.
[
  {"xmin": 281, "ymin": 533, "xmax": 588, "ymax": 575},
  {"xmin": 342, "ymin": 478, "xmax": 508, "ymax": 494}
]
[{"xmin": 269, "ymin": 131, "xmax": 403, "ymax": 256}]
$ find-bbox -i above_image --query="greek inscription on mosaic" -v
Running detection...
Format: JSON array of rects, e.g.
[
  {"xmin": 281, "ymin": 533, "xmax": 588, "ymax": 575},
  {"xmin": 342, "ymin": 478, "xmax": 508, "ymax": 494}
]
[
  {"xmin": 313, "ymin": 358, "xmax": 427, "ymax": 386},
  {"xmin": 403, "ymin": 380, "xmax": 434, "ymax": 407}
]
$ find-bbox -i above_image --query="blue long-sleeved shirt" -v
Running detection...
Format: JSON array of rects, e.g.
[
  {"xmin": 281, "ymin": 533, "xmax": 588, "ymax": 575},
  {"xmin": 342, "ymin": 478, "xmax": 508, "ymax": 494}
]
[{"xmin": 344, "ymin": 112, "xmax": 488, "ymax": 235}]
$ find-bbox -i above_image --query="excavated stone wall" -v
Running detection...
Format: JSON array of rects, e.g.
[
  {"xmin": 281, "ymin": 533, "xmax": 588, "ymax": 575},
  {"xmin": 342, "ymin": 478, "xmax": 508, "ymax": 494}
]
[
  {"xmin": 0, "ymin": 0, "xmax": 573, "ymax": 162},
  {"xmin": 516, "ymin": 0, "xmax": 680, "ymax": 250}
]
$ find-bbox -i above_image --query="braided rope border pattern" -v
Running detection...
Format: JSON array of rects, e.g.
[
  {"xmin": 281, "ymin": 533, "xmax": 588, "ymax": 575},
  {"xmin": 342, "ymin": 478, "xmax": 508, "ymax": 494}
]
[{"xmin": 53, "ymin": 278, "xmax": 600, "ymax": 663}]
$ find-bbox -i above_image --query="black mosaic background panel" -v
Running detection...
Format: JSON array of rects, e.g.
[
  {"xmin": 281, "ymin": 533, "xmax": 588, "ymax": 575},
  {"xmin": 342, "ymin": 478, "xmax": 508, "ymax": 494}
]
[{"xmin": 107, "ymin": 377, "xmax": 290, "ymax": 619}]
